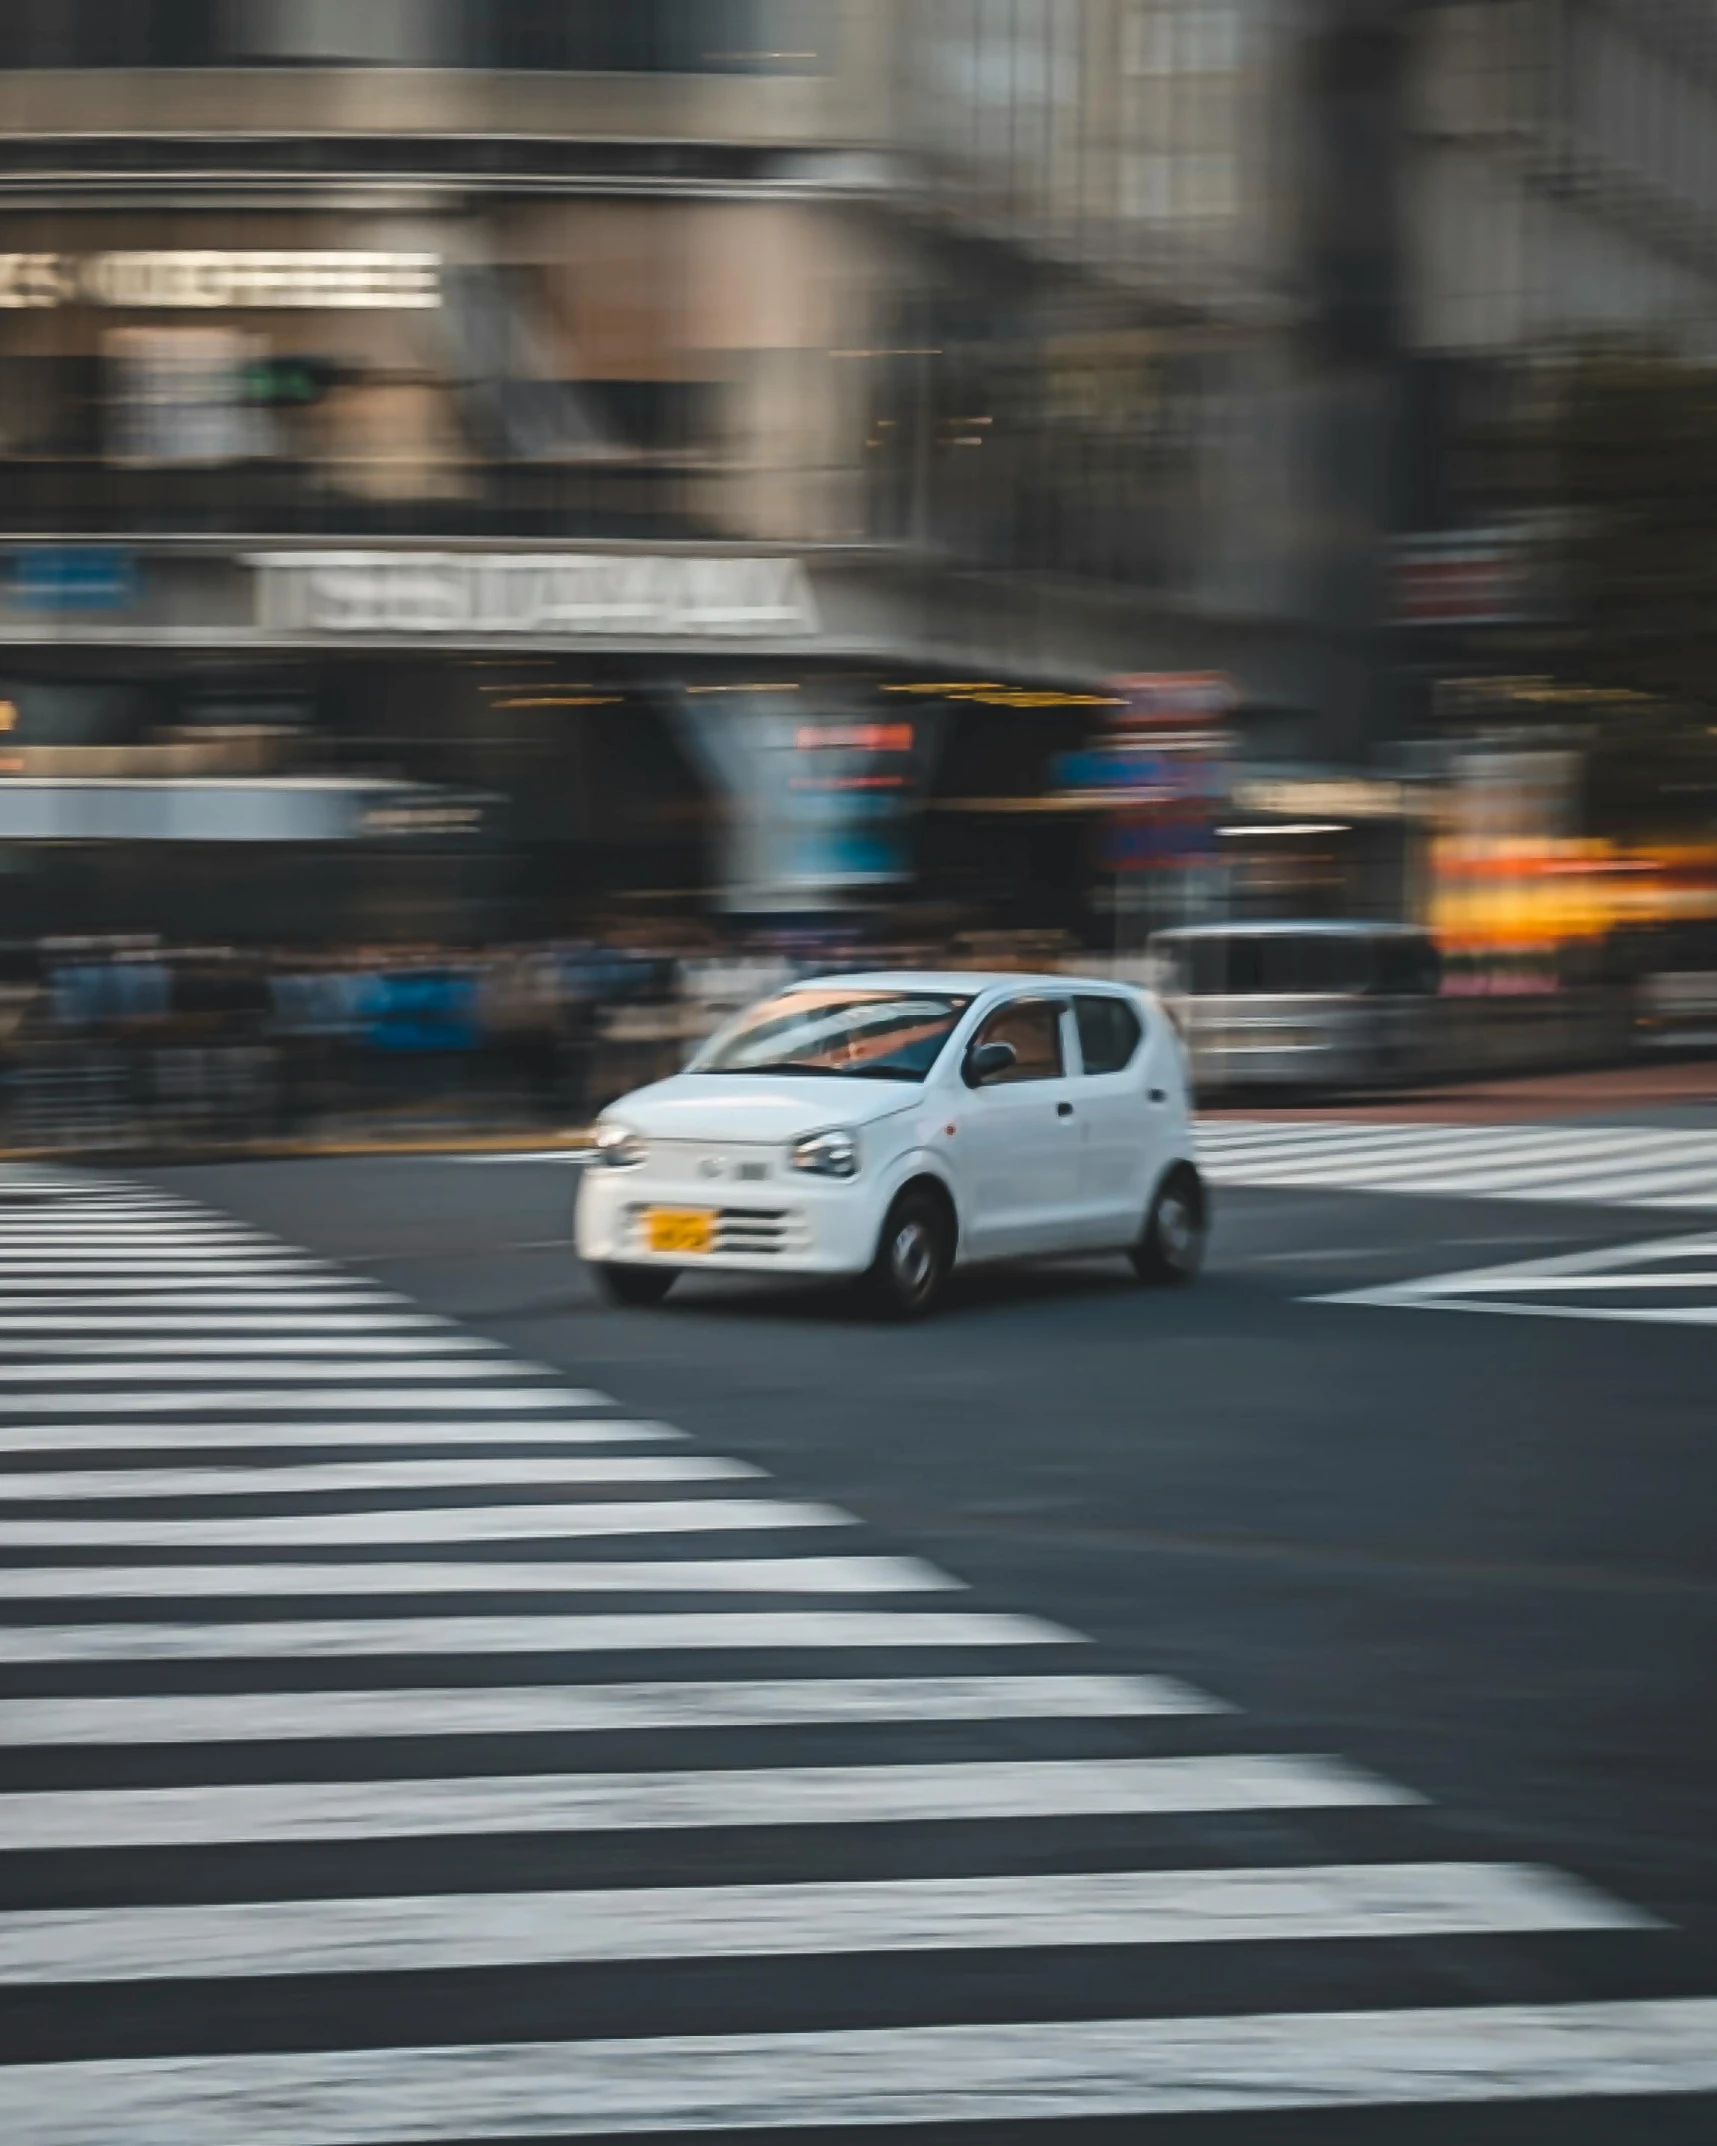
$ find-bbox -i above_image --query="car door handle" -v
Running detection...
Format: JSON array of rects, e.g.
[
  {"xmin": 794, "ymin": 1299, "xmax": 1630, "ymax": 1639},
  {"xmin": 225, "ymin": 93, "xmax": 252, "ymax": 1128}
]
[
  {"xmin": 1057, "ymin": 1102, "xmax": 1075, "ymax": 1118},
  {"xmin": 1149, "ymin": 1088, "xmax": 1167, "ymax": 1103}
]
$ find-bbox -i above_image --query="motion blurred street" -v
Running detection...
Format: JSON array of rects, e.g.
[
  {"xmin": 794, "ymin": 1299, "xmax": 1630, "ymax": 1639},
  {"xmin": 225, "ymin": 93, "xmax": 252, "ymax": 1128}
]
[{"xmin": 5, "ymin": 0, "xmax": 1717, "ymax": 2136}]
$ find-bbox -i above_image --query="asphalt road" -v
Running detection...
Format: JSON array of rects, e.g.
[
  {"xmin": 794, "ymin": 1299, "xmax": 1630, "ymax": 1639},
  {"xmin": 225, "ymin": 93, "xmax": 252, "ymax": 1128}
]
[{"xmin": 1, "ymin": 1134, "xmax": 1714, "ymax": 2142}]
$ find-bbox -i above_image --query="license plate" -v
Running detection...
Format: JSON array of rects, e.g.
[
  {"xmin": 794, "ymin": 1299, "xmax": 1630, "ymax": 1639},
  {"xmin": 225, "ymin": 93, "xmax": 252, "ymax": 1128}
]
[{"xmin": 645, "ymin": 1207, "xmax": 715, "ymax": 1256}]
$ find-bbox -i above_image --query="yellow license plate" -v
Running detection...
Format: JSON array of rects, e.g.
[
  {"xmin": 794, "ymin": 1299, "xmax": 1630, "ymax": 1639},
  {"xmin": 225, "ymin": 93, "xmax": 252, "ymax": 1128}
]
[{"xmin": 645, "ymin": 1207, "xmax": 716, "ymax": 1256}]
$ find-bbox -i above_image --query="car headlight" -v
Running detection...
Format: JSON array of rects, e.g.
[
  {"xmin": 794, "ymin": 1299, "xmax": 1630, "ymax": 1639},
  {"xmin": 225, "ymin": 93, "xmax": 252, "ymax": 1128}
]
[
  {"xmin": 790, "ymin": 1128, "xmax": 860, "ymax": 1180},
  {"xmin": 592, "ymin": 1121, "xmax": 648, "ymax": 1170}
]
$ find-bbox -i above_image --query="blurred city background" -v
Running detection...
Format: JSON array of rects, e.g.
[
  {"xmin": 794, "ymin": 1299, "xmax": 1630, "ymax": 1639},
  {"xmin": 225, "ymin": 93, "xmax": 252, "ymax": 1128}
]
[{"xmin": 6, "ymin": 0, "xmax": 1717, "ymax": 1146}]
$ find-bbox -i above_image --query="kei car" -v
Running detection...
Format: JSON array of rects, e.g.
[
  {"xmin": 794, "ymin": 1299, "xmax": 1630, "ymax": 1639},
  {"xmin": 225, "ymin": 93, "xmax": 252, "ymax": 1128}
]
[{"xmin": 574, "ymin": 971, "xmax": 1206, "ymax": 1317}]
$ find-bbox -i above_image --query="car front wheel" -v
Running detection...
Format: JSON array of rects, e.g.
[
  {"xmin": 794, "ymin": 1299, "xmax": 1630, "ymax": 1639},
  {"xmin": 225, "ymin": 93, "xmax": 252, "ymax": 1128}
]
[
  {"xmin": 593, "ymin": 1263, "xmax": 677, "ymax": 1308},
  {"xmin": 1130, "ymin": 1165, "xmax": 1206, "ymax": 1286},
  {"xmin": 865, "ymin": 1191, "xmax": 951, "ymax": 1320}
]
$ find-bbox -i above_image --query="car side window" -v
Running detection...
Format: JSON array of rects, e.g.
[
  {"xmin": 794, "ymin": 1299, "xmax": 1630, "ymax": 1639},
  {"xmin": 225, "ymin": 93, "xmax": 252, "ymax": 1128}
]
[
  {"xmin": 1074, "ymin": 995, "xmax": 1143, "ymax": 1075},
  {"xmin": 970, "ymin": 999, "xmax": 1066, "ymax": 1083}
]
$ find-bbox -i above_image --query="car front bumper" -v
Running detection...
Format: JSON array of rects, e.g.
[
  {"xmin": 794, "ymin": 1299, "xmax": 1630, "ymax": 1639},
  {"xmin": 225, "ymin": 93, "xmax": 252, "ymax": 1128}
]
[{"xmin": 575, "ymin": 1166, "xmax": 885, "ymax": 1278}]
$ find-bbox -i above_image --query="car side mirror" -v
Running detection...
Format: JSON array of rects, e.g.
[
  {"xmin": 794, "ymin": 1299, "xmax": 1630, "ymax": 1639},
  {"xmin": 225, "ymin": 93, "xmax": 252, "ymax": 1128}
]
[{"xmin": 965, "ymin": 1039, "xmax": 1018, "ymax": 1087}]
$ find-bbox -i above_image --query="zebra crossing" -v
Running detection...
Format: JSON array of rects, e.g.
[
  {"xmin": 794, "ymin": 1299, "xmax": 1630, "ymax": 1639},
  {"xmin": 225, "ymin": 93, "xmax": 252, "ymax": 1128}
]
[
  {"xmin": 1200, "ymin": 1115, "xmax": 1717, "ymax": 1210},
  {"xmin": 0, "ymin": 1167, "xmax": 1712, "ymax": 2140}
]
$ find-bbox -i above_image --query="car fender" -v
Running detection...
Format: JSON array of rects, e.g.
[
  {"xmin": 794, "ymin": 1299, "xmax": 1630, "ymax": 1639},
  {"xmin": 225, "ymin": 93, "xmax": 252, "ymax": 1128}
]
[{"xmin": 873, "ymin": 1145, "xmax": 967, "ymax": 1250}]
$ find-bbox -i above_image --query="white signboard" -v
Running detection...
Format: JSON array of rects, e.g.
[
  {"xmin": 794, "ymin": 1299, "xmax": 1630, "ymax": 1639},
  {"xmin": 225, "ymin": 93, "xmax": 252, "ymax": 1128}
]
[
  {"xmin": 250, "ymin": 553, "xmax": 823, "ymax": 642},
  {"xmin": 0, "ymin": 252, "xmax": 440, "ymax": 311}
]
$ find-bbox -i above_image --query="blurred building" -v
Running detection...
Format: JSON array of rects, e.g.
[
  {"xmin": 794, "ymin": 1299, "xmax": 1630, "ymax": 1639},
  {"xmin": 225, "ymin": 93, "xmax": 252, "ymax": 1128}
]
[
  {"xmin": 1400, "ymin": 0, "xmax": 1717, "ymax": 581},
  {"xmin": 3, "ymin": 3, "xmax": 1701, "ymax": 941}
]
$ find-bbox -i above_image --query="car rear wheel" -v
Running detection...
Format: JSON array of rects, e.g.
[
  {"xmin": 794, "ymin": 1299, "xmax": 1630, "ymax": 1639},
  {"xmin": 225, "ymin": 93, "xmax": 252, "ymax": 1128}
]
[
  {"xmin": 1130, "ymin": 1165, "xmax": 1206, "ymax": 1286},
  {"xmin": 865, "ymin": 1191, "xmax": 951, "ymax": 1320},
  {"xmin": 593, "ymin": 1264, "xmax": 677, "ymax": 1308}
]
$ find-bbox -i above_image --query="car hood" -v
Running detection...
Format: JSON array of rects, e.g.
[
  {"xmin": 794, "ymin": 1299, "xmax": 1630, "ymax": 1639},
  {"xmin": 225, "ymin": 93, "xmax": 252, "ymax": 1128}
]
[{"xmin": 605, "ymin": 1073, "xmax": 920, "ymax": 1145}]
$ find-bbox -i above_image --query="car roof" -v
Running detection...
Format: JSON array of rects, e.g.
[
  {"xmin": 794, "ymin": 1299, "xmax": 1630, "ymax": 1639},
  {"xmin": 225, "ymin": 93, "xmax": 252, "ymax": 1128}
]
[{"xmin": 778, "ymin": 970, "xmax": 1138, "ymax": 997}]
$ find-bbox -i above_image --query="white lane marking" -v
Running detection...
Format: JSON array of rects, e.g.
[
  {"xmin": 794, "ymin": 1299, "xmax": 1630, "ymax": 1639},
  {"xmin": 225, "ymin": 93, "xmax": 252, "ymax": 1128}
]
[
  {"xmin": 0, "ymin": 1360, "xmax": 571, "ymax": 1384},
  {"xmin": 0, "ymin": 1260, "xmax": 323, "ymax": 1275},
  {"xmin": 0, "ymin": 1557, "xmax": 962, "ymax": 1610},
  {"xmin": 14, "ymin": 1999, "xmax": 1714, "ymax": 2142},
  {"xmin": 1211, "ymin": 1128, "xmax": 1705, "ymax": 1192},
  {"xmin": 0, "ymin": 1340, "xmax": 507, "ymax": 1366},
  {"xmin": 0, "ymin": 1292, "xmax": 400, "ymax": 1308},
  {"xmin": 0, "ymin": 1609, "xmax": 1074, "ymax": 1666},
  {"xmin": 0, "ymin": 1228, "xmax": 275, "ymax": 1244},
  {"xmin": 0, "ymin": 1674, "xmax": 1197, "ymax": 1747},
  {"xmin": 1201, "ymin": 1122, "xmax": 1717, "ymax": 1211},
  {"xmin": 1320, "ymin": 1228, "xmax": 1717, "ymax": 1327},
  {"xmin": 0, "ymin": 1755, "xmax": 1415, "ymax": 1851},
  {"xmin": 1332, "ymin": 1295, "xmax": 1717, "ymax": 1330},
  {"xmin": 0, "ymin": 1863, "xmax": 1646, "ymax": 1987},
  {"xmin": 0, "ymin": 1454, "xmax": 763, "ymax": 1500},
  {"xmin": 0, "ymin": 1314, "xmax": 447, "ymax": 1333},
  {"xmin": 1406, "ymin": 1269, "xmax": 1717, "ymax": 1294},
  {"xmin": 0, "ymin": 1236, "xmax": 279, "ymax": 1253},
  {"xmin": 0, "ymin": 1337, "xmax": 496, "ymax": 1361},
  {"xmin": 0, "ymin": 1418, "xmax": 677, "ymax": 1453},
  {"xmin": 0, "ymin": 1388, "xmax": 612, "ymax": 1415},
  {"xmin": 0, "ymin": 1500, "xmax": 852, "ymax": 1549}
]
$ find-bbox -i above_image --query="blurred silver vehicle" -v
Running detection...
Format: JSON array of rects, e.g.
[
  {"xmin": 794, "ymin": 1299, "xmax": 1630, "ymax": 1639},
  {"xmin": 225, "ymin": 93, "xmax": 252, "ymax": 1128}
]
[{"xmin": 1148, "ymin": 922, "xmax": 1443, "ymax": 1096}]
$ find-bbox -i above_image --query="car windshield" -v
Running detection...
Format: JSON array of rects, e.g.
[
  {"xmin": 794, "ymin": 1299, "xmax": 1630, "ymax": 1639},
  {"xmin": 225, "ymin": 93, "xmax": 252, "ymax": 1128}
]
[{"xmin": 692, "ymin": 989, "xmax": 973, "ymax": 1081}]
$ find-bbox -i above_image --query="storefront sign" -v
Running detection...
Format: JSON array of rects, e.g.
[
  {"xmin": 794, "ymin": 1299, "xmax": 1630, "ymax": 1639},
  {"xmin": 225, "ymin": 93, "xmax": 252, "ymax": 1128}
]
[
  {"xmin": 9, "ymin": 548, "xmax": 137, "ymax": 613},
  {"xmin": 0, "ymin": 252, "xmax": 440, "ymax": 311},
  {"xmin": 251, "ymin": 553, "xmax": 822, "ymax": 641}
]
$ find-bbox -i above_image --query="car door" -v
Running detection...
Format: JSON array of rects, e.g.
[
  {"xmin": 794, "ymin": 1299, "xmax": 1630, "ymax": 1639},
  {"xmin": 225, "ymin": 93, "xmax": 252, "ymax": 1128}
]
[
  {"xmin": 1069, "ymin": 991, "xmax": 1157, "ymax": 1246},
  {"xmin": 955, "ymin": 994, "xmax": 1084, "ymax": 1257}
]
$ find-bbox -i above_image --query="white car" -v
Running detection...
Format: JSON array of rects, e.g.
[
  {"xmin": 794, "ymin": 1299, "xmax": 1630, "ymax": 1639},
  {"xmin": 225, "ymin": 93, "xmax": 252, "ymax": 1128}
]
[{"xmin": 576, "ymin": 971, "xmax": 1206, "ymax": 1317}]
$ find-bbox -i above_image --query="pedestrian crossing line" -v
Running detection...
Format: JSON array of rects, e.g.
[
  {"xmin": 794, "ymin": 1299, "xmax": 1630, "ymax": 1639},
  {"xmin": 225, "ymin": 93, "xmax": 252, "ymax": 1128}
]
[
  {"xmin": 0, "ymin": 1358, "xmax": 568, "ymax": 1384},
  {"xmin": 15, "ymin": 1999, "xmax": 1710, "ymax": 2144},
  {"xmin": 0, "ymin": 1226, "xmax": 277, "ymax": 1243},
  {"xmin": 0, "ymin": 1292, "xmax": 408, "ymax": 1309},
  {"xmin": 0, "ymin": 1336, "xmax": 499, "ymax": 1361},
  {"xmin": 0, "ymin": 1755, "xmax": 1416, "ymax": 1853},
  {"xmin": 0, "ymin": 1609, "xmax": 1076, "ymax": 1668},
  {"xmin": 0, "ymin": 1253, "xmax": 321, "ymax": 1270},
  {"xmin": 0, "ymin": 1499, "xmax": 855, "ymax": 1549},
  {"xmin": 0, "ymin": 1312, "xmax": 448, "ymax": 1332},
  {"xmin": 1209, "ymin": 1128, "xmax": 1705, "ymax": 1189},
  {"xmin": 1198, "ymin": 1118, "xmax": 1717, "ymax": 1211},
  {"xmin": 0, "ymin": 1417, "xmax": 680, "ymax": 1452},
  {"xmin": 0, "ymin": 1862, "xmax": 1647, "ymax": 1987},
  {"xmin": 0, "ymin": 1453, "xmax": 766, "ymax": 1500},
  {"xmin": 0, "ymin": 1674, "xmax": 1198, "ymax": 1747},
  {"xmin": 0, "ymin": 1387, "xmax": 615, "ymax": 1414},
  {"xmin": 0, "ymin": 1556, "xmax": 964, "ymax": 1610}
]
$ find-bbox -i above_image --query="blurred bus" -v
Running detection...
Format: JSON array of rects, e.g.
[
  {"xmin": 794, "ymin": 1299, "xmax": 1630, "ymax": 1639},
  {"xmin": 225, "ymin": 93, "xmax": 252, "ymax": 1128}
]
[{"xmin": 1147, "ymin": 921, "xmax": 1443, "ymax": 1096}]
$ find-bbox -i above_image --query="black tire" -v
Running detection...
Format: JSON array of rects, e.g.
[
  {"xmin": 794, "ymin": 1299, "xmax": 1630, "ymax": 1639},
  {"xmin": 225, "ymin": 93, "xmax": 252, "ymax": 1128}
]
[
  {"xmin": 864, "ymin": 1190, "xmax": 952, "ymax": 1320},
  {"xmin": 593, "ymin": 1263, "xmax": 677, "ymax": 1308},
  {"xmin": 1130, "ymin": 1165, "xmax": 1207, "ymax": 1286}
]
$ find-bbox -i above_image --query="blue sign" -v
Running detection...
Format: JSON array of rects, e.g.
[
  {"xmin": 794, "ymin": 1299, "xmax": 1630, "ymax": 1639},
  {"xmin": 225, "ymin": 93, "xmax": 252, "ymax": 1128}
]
[{"xmin": 10, "ymin": 548, "xmax": 138, "ymax": 613}]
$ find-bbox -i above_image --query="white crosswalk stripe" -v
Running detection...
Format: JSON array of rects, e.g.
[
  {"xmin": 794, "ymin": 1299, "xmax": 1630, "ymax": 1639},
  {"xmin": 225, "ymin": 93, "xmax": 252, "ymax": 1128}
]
[
  {"xmin": 0, "ymin": 1452, "xmax": 763, "ymax": 1498},
  {"xmin": 1200, "ymin": 1116, "xmax": 1717, "ymax": 1209},
  {"xmin": 0, "ymin": 1161, "xmax": 1707, "ymax": 2142},
  {"xmin": 0, "ymin": 1862, "xmax": 1645, "ymax": 1985},
  {"xmin": 0, "ymin": 1674, "xmax": 1204, "ymax": 1745},
  {"xmin": 0, "ymin": 1555, "xmax": 961, "ymax": 1606},
  {"xmin": 13, "ymin": 2002, "xmax": 1712, "ymax": 2146}
]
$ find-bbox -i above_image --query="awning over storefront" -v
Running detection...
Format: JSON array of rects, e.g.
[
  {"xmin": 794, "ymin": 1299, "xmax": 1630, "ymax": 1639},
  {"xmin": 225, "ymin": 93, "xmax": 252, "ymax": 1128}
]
[{"xmin": 0, "ymin": 777, "xmax": 484, "ymax": 843}]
